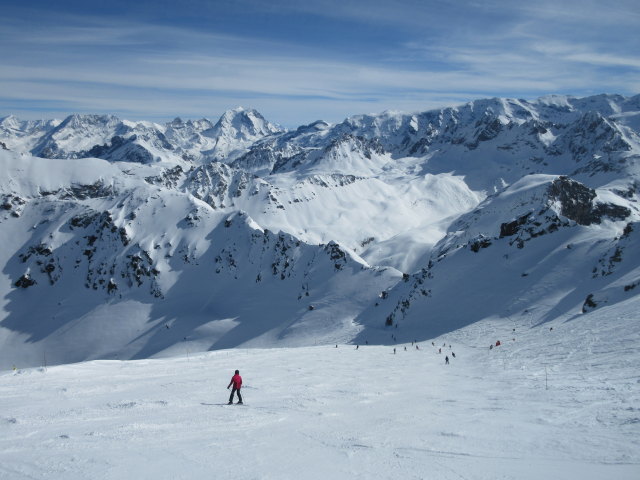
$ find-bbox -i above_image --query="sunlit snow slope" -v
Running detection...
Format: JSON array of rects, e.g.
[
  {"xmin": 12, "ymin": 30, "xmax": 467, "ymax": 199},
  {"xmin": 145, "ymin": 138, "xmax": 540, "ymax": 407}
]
[{"xmin": 1, "ymin": 298, "xmax": 638, "ymax": 479}]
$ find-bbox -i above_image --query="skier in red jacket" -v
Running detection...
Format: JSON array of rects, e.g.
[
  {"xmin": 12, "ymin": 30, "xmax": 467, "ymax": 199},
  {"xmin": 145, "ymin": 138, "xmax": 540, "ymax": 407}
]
[{"xmin": 227, "ymin": 370, "xmax": 243, "ymax": 404}]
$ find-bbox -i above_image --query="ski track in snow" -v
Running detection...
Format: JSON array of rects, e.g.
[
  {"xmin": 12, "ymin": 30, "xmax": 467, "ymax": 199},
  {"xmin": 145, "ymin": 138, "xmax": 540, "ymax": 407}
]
[{"xmin": 1, "ymin": 307, "xmax": 638, "ymax": 480}]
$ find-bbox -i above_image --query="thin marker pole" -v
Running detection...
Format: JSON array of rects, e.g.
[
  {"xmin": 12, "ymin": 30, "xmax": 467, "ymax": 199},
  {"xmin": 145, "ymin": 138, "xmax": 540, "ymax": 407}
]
[{"xmin": 545, "ymin": 366, "xmax": 548, "ymax": 390}]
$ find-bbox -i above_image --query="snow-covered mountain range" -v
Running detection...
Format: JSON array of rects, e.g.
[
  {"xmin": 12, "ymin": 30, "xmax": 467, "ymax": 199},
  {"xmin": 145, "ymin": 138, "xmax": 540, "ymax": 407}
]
[{"xmin": 1, "ymin": 94, "xmax": 639, "ymax": 368}]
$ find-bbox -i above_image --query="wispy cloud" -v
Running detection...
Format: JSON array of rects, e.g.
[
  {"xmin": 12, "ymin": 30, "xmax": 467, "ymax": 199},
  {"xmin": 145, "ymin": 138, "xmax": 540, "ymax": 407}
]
[{"xmin": 1, "ymin": 1, "xmax": 638, "ymax": 125}]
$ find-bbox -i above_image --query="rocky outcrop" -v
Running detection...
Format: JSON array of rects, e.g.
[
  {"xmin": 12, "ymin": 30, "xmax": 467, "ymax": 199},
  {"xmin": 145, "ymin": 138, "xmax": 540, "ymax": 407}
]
[
  {"xmin": 145, "ymin": 166, "xmax": 186, "ymax": 188},
  {"xmin": 40, "ymin": 180, "xmax": 116, "ymax": 200},
  {"xmin": 1, "ymin": 194, "xmax": 26, "ymax": 217},
  {"xmin": 184, "ymin": 162, "xmax": 254, "ymax": 209},
  {"xmin": 14, "ymin": 273, "xmax": 36, "ymax": 288},
  {"xmin": 547, "ymin": 176, "xmax": 631, "ymax": 225}
]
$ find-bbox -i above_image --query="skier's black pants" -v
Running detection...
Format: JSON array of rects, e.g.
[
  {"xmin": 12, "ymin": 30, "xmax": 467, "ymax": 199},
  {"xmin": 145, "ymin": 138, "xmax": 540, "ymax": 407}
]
[{"xmin": 229, "ymin": 387, "xmax": 242, "ymax": 403}]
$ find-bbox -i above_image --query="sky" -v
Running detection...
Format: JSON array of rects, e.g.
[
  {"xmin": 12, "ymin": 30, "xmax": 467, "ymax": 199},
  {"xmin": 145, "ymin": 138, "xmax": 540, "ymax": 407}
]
[{"xmin": 1, "ymin": 0, "xmax": 639, "ymax": 127}]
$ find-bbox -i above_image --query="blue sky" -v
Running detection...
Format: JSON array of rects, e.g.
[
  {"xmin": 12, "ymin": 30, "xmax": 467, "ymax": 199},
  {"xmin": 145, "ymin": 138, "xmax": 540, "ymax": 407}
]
[{"xmin": 1, "ymin": 0, "xmax": 639, "ymax": 127}]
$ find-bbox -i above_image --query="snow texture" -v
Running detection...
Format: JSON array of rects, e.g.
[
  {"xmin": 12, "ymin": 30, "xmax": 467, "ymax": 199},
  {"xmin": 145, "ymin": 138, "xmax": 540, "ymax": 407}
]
[{"xmin": 1, "ymin": 299, "xmax": 638, "ymax": 479}]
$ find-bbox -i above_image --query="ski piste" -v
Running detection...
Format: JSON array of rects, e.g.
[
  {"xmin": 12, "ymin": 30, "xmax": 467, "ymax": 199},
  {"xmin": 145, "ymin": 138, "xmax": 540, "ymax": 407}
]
[{"xmin": 2, "ymin": 314, "xmax": 638, "ymax": 480}]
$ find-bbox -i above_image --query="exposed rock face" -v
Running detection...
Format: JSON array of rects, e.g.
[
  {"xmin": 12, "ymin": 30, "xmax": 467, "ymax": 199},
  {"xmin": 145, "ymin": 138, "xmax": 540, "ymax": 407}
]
[
  {"xmin": 500, "ymin": 213, "xmax": 533, "ymax": 238},
  {"xmin": 14, "ymin": 273, "xmax": 36, "ymax": 288},
  {"xmin": 85, "ymin": 135, "xmax": 159, "ymax": 164},
  {"xmin": 547, "ymin": 177, "xmax": 596, "ymax": 225},
  {"xmin": 466, "ymin": 115, "xmax": 505, "ymax": 149},
  {"xmin": 548, "ymin": 176, "xmax": 631, "ymax": 225},
  {"xmin": 582, "ymin": 293, "xmax": 599, "ymax": 313},
  {"xmin": 36, "ymin": 182, "xmax": 111, "ymax": 201},
  {"xmin": 184, "ymin": 162, "xmax": 254, "ymax": 209},
  {"xmin": 1, "ymin": 194, "xmax": 26, "ymax": 217},
  {"xmin": 144, "ymin": 166, "xmax": 185, "ymax": 189},
  {"xmin": 469, "ymin": 235, "xmax": 492, "ymax": 252}
]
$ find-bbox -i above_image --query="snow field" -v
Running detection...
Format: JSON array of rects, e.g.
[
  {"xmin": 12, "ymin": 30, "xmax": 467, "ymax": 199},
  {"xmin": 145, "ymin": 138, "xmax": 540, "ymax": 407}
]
[{"xmin": 1, "ymin": 305, "xmax": 638, "ymax": 480}]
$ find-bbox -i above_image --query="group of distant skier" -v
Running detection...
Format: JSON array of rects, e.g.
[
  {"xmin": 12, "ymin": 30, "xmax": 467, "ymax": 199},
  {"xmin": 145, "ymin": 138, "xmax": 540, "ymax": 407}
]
[
  {"xmin": 222, "ymin": 339, "xmax": 463, "ymax": 404},
  {"xmin": 351, "ymin": 339, "xmax": 456, "ymax": 365},
  {"xmin": 222, "ymin": 325, "xmax": 552, "ymax": 403},
  {"xmin": 430, "ymin": 341, "xmax": 456, "ymax": 365}
]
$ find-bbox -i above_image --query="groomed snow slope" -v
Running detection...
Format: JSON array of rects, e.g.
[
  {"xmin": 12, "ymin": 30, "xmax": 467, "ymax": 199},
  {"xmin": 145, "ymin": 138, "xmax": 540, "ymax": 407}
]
[{"xmin": 1, "ymin": 296, "xmax": 638, "ymax": 480}]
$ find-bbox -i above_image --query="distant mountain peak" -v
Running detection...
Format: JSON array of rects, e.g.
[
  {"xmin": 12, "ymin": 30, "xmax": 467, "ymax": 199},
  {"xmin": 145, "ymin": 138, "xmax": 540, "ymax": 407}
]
[
  {"xmin": 208, "ymin": 107, "xmax": 282, "ymax": 143},
  {"xmin": 0, "ymin": 115, "xmax": 21, "ymax": 130},
  {"xmin": 58, "ymin": 113, "xmax": 122, "ymax": 130}
]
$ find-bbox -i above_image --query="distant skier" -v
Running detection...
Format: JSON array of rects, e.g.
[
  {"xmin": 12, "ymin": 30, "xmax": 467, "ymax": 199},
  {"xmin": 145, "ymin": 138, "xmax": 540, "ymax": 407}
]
[
  {"xmin": 227, "ymin": 370, "xmax": 243, "ymax": 405},
  {"xmin": 445, "ymin": 356, "xmax": 449, "ymax": 365},
  {"xmin": 452, "ymin": 352, "xmax": 456, "ymax": 358}
]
